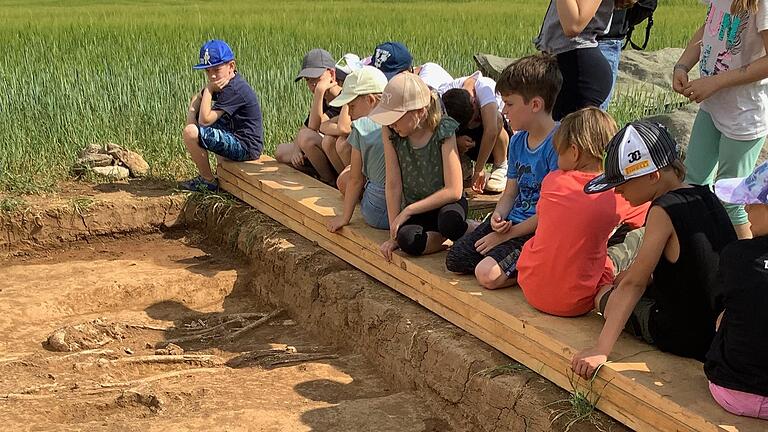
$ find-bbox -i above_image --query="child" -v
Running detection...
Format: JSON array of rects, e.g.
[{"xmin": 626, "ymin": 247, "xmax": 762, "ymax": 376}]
[
  {"xmin": 673, "ymin": 0, "xmax": 768, "ymax": 239},
  {"xmin": 534, "ymin": 0, "xmax": 614, "ymax": 120},
  {"xmin": 704, "ymin": 161, "xmax": 768, "ymax": 420},
  {"xmin": 516, "ymin": 108, "xmax": 649, "ymax": 317},
  {"xmin": 372, "ymin": 41, "xmax": 454, "ymax": 89},
  {"xmin": 180, "ymin": 40, "xmax": 264, "ymax": 191},
  {"xmin": 572, "ymin": 121, "xmax": 738, "ymax": 380},
  {"xmin": 367, "ymin": 72, "xmax": 467, "ymax": 260},
  {"xmin": 440, "ymin": 71, "xmax": 510, "ymax": 193},
  {"xmin": 275, "ymin": 48, "xmax": 342, "ymax": 185},
  {"xmin": 445, "ymin": 53, "xmax": 562, "ymax": 289},
  {"xmin": 325, "ymin": 66, "xmax": 390, "ymax": 231}
]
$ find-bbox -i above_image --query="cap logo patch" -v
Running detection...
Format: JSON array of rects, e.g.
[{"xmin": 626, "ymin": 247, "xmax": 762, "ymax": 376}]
[
  {"xmin": 201, "ymin": 49, "xmax": 211, "ymax": 65},
  {"xmin": 624, "ymin": 160, "xmax": 649, "ymax": 176},
  {"xmin": 374, "ymin": 49, "xmax": 391, "ymax": 68},
  {"xmin": 381, "ymin": 91, "xmax": 393, "ymax": 105},
  {"xmin": 627, "ymin": 150, "xmax": 642, "ymax": 163}
]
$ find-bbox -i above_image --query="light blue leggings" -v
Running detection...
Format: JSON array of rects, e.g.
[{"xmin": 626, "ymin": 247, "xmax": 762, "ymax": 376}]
[{"xmin": 685, "ymin": 109, "xmax": 766, "ymax": 225}]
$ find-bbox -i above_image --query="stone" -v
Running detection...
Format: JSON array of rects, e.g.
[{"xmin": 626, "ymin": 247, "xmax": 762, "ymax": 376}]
[
  {"xmin": 78, "ymin": 143, "xmax": 104, "ymax": 158},
  {"xmin": 92, "ymin": 165, "xmax": 130, "ymax": 180},
  {"xmin": 106, "ymin": 142, "xmax": 124, "ymax": 154},
  {"xmin": 643, "ymin": 103, "xmax": 698, "ymax": 150},
  {"xmin": 155, "ymin": 343, "xmax": 184, "ymax": 356},
  {"xmin": 76, "ymin": 152, "xmax": 114, "ymax": 168},
  {"xmin": 115, "ymin": 150, "xmax": 150, "ymax": 177}
]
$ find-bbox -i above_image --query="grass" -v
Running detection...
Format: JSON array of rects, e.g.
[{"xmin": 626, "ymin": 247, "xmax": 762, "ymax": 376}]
[
  {"xmin": 548, "ymin": 366, "xmax": 611, "ymax": 432},
  {"xmin": 0, "ymin": 196, "xmax": 28, "ymax": 213},
  {"xmin": 1, "ymin": 0, "xmax": 706, "ymax": 193}
]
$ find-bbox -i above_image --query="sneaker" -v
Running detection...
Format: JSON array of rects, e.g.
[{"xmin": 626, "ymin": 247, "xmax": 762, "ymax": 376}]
[
  {"xmin": 484, "ymin": 162, "xmax": 508, "ymax": 193},
  {"xmin": 178, "ymin": 175, "xmax": 219, "ymax": 192}
]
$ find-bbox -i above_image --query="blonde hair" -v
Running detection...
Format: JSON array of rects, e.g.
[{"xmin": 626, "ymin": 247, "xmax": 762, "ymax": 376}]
[
  {"xmin": 553, "ymin": 107, "xmax": 617, "ymax": 162},
  {"xmin": 731, "ymin": 0, "xmax": 758, "ymax": 14},
  {"xmin": 421, "ymin": 91, "xmax": 443, "ymax": 132}
]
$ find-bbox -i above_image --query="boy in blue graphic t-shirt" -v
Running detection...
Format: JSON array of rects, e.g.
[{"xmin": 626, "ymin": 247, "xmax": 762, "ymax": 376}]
[
  {"xmin": 446, "ymin": 53, "xmax": 561, "ymax": 289},
  {"xmin": 180, "ymin": 40, "xmax": 264, "ymax": 191}
]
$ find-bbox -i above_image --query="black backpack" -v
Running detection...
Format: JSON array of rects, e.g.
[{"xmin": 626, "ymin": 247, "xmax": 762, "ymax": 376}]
[{"xmin": 623, "ymin": 0, "xmax": 658, "ymax": 50}]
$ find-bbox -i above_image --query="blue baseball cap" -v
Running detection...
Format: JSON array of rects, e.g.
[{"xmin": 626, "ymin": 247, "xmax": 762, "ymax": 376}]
[
  {"xmin": 371, "ymin": 42, "xmax": 413, "ymax": 80},
  {"xmin": 193, "ymin": 40, "xmax": 235, "ymax": 70}
]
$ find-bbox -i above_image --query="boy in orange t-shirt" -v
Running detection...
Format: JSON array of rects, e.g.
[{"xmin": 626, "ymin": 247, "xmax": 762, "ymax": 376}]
[{"xmin": 516, "ymin": 108, "xmax": 648, "ymax": 317}]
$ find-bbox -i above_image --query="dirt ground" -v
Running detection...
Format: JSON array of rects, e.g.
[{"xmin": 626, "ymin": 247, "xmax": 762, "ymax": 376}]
[{"xmin": 0, "ymin": 234, "xmax": 450, "ymax": 432}]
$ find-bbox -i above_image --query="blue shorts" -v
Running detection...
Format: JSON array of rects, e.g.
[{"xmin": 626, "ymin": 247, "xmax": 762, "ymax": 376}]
[
  {"xmin": 198, "ymin": 126, "xmax": 249, "ymax": 161},
  {"xmin": 360, "ymin": 180, "xmax": 389, "ymax": 230}
]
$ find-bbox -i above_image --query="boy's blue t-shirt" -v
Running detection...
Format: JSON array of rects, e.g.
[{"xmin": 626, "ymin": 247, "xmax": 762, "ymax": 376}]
[
  {"xmin": 212, "ymin": 72, "xmax": 264, "ymax": 159},
  {"xmin": 505, "ymin": 126, "xmax": 559, "ymax": 223}
]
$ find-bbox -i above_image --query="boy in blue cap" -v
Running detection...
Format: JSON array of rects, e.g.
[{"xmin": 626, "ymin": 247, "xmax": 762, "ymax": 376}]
[{"xmin": 180, "ymin": 39, "xmax": 264, "ymax": 191}]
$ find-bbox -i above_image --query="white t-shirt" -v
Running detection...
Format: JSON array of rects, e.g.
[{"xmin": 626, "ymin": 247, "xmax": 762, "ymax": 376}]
[
  {"xmin": 700, "ymin": 0, "xmax": 768, "ymax": 140},
  {"xmin": 418, "ymin": 63, "xmax": 454, "ymax": 90},
  {"xmin": 438, "ymin": 71, "xmax": 503, "ymax": 112}
]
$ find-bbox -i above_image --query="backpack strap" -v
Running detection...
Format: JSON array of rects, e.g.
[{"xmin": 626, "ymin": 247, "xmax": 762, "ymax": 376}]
[{"xmin": 623, "ymin": 15, "xmax": 654, "ymax": 50}]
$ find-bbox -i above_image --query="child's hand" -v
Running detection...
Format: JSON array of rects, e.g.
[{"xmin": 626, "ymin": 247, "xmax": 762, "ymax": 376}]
[
  {"xmin": 571, "ymin": 346, "xmax": 609, "ymax": 380},
  {"xmin": 475, "ymin": 231, "xmax": 506, "ymax": 255},
  {"xmin": 456, "ymin": 136, "xmax": 475, "ymax": 154},
  {"xmin": 380, "ymin": 239, "xmax": 400, "ymax": 262},
  {"xmin": 207, "ymin": 76, "xmax": 230, "ymax": 93},
  {"xmin": 490, "ymin": 213, "xmax": 511, "ymax": 233},
  {"xmin": 471, "ymin": 169, "xmax": 487, "ymax": 194},
  {"xmin": 390, "ymin": 208, "xmax": 412, "ymax": 241},
  {"xmin": 682, "ymin": 75, "xmax": 722, "ymax": 103},
  {"xmin": 672, "ymin": 67, "xmax": 689, "ymax": 95},
  {"xmin": 327, "ymin": 215, "xmax": 349, "ymax": 233},
  {"xmin": 314, "ymin": 73, "xmax": 336, "ymax": 94}
]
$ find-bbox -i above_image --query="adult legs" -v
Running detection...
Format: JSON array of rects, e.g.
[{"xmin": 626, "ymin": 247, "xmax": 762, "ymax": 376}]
[
  {"xmin": 597, "ymin": 38, "xmax": 622, "ymax": 110},
  {"xmin": 553, "ymin": 47, "xmax": 612, "ymax": 121}
]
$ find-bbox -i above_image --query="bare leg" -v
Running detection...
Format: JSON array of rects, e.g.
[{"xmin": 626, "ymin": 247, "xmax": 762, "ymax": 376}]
[
  {"xmin": 734, "ymin": 223, "xmax": 753, "ymax": 240},
  {"xmin": 336, "ymin": 165, "xmax": 352, "ymax": 195},
  {"xmin": 336, "ymin": 136, "xmax": 352, "ymax": 167},
  {"xmin": 491, "ymin": 127, "xmax": 509, "ymax": 166},
  {"xmin": 321, "ymin": 134, "xmax": 345, "ymax": 175},
  {"xmin": 474, "ymin": 257, "xmax": 516, "ymax": 290},
  {"xmin": 422, "ymin": 232, "xmax": 449, "ymax": 255},
  {"xmin": 182, "ymin": 124, "xmax": 214, "ymax": 181},
  {"xmin": 298, "ymin": 128, "xmax": 336, "ymax": 184}
]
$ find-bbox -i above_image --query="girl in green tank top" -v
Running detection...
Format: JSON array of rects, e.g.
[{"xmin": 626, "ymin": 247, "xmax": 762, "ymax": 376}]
[{"xmin": 368, "ymin": 72, "xmax": 468, "ymax": 261}]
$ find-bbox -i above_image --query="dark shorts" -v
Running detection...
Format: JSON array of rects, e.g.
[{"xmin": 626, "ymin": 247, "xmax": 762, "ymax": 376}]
[
  {"xmin": 553, "ymin": 47, "xmax": 612, "ymax": 121},
  {"xmin": 445, "ymin": 219, "xmax": 532, "ymax": 277},
  {"xmin": 459, "ymin": 117, "xmax": 513, "ymax": 162},
  {"xmin": 198, "ymin": 126, "xmax": 249, "ymax": 161},
  {"xmin": 598, "ymin": 287, "xmax": 656, "ymax": 344}
]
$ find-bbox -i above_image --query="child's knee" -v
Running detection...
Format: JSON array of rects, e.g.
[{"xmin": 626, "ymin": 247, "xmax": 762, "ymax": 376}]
[
  {"xmin": 183, "ymin": 124, "xmax": 199, "ymax": 142},
  {"xmin": 321, "ymin": 134, "xmax": 336, "ymax": 154},
  {"xmin": 335, "ymin": 136, "xmax": 350, "ymax": 154},
  {"xmin": 475, "ymin": 259, "xmax": 505, "ymax": 289},
  {"xmin": 397, "ymin": 225, "xmax": 427, "ymax": 256}
]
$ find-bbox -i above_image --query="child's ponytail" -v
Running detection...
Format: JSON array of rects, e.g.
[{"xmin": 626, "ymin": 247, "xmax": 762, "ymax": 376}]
[
  {"xmin": 731, "ymin": 0, "xmax": 758, "ymax": 15},
  {"xmin": 421, "ymin": 91, "xmax": 443, "ymax": 132}
]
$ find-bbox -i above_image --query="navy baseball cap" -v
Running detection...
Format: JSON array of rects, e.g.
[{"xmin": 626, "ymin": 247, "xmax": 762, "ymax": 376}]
[
  {"xmin": 371, "ymin": 42, "xmax": 413, "ymax": 80},
  {"xmin": 193, "ymin": 40, "xmax": 235, "ymax": 70}
]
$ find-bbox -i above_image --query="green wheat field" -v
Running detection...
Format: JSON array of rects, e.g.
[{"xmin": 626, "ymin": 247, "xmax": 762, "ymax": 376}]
[{"xmin": 1, "ymin": 0, "xmax": 704, "ymax": 193}]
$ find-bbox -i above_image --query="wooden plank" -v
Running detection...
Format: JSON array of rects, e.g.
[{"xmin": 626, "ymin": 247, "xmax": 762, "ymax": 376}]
[
  {"xmin": 219, "ymin": 174, "xmax": 664, "ymax": 431},
  {"xmin": 219, "ymin": 158, "xmax": 761, "ymax": 432}
]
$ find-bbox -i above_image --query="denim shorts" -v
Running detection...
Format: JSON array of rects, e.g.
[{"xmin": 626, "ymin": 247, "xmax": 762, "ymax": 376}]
[
  {"xmin": 198, "ymin": 126, "xmax": 249, "ymax": 162},
  {"xmin": 360, "ymin": 181, "xmax": 389, "ymax": 230}
]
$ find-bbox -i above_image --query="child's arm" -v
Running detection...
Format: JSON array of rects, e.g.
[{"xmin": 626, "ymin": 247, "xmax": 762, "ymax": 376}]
[
  {"xmin": 327, "ymin": 148, "xmax": 365, "ymax": 233},
  {"xmin": 684, "ymin": 30, "xmax": 768, "ymax": 102},
  {"xmin": 488, "ymin": 179, "xmax": 518, "ymax": 233},
  {"xmin": 198, "ymin": 87, "xmax": 225, "ymax": 126},
  {"xmin": 308, "ymin": 77, "xmax": 335, "ymax": 132},
  {"xmin": 187, "ymin": 93, "xmax": 203, "ymax": 125},
  {"xmin": 555, "ymin": 0, "xmax": 604, "ymax": 38},
  {"xmin": 396, "ymin": 136, "xmax": 464, "ymax": 218},
  {"xmin": 319, "ymin": 105, "xmax": 352, "ymax": 136},
  {"xmin": 571, "ymin": 206, "xmax": 673, "ymax": 379},
  {"xmin": 381, "ymin": 127, "xmax": 403, "ymax": 261},
  {"xmin": 471, "ymin": 105, "xmax": 502, "ymax": 192}
]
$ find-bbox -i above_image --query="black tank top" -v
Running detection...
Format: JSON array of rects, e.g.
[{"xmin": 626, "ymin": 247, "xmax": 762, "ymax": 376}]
[{"xmin": 646, "ymin": 186, "xmax": 737, "ymax": 360}]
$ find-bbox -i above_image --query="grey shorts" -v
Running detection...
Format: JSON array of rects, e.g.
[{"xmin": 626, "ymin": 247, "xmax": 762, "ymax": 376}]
[{"xmin": 598, "ymin": 286, "xmax": 655, "ymax": 344}]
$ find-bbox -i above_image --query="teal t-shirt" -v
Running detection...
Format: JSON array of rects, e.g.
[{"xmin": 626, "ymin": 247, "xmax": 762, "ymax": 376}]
[
  {"xmin": 348, "ymin": 117, "xmax": 386, "ymax": 185},
  {"xmin": 391, "ymin": 116, "xmax": 459, "ymax": 206}
]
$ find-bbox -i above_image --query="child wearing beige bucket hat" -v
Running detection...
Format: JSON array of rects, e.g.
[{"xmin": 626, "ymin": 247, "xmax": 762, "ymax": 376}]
[{"xmin": 367, "ymin": 72, "xmax": 469, "ymax": 261}]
